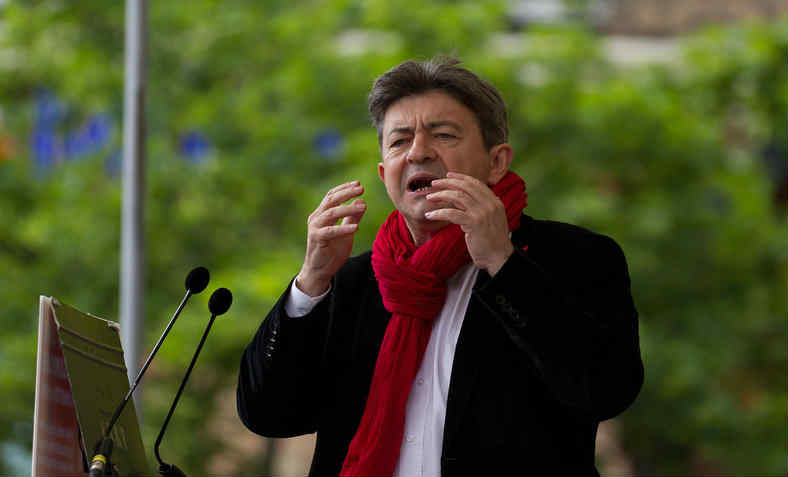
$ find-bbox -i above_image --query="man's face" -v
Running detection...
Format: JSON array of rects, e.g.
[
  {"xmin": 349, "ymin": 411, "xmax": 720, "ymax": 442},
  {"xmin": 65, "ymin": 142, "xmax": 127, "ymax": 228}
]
[{"xmin": 378, "ymin": 90, "xmax": 495, "ymax": 237}]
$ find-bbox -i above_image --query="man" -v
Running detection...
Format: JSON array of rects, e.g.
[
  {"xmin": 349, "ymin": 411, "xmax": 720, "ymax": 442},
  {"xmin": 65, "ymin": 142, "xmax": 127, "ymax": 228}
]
[{"xmin": 237, "ymin": 57, "xmax": 643, "ymax": 476}]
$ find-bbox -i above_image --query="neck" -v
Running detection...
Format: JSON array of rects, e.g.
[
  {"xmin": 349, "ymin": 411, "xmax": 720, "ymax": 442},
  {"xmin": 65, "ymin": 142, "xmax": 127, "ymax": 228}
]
[{"xmin": 405, "ymin": 218, "xmax": 448, "ymax": 247}]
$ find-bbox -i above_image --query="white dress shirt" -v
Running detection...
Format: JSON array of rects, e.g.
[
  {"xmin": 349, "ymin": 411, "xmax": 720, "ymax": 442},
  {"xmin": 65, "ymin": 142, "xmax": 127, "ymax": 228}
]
[{"xmin": 285, "ymin": 263, "xmax": 479, "ymax": 477}]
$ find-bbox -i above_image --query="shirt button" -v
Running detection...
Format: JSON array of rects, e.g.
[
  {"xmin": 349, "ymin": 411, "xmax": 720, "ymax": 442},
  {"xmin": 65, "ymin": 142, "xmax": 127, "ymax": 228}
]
[
  {"xmin": 416, "ymin": 377, "xmax": 424, "ymax": 385},
  {"xmin": 406, "ymin": 434, "xmax": 415, "ymax": 443}
]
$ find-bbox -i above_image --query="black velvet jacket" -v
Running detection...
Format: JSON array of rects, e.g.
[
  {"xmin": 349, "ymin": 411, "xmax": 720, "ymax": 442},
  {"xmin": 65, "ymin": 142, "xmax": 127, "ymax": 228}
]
[{"xmin": 237, "ymin": 215, "xmax": 644, "ymax": 476}]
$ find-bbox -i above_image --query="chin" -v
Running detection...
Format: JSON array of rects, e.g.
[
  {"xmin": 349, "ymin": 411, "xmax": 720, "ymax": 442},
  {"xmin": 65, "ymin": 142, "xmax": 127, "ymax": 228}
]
[{"xmin": 416, "ymin": 212, "xmax": 449, "ymax": 230}]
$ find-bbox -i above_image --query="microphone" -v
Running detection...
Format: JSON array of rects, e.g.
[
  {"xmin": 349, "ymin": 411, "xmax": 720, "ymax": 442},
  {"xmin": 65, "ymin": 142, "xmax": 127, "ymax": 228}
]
[
  {"xmin": 208, "ymin": 287, "xmax": 232, "ymax": 315},
  {"xmin": 184, "ymin": 267, "xmax": 211, "ymax": 295},
  {"xmin": 155, "ymin": 288, "xmax": 232, "ymax": 477},
  {"xmin": 88, "ymin": 267, "xmax": 210, "ymax": 477}
]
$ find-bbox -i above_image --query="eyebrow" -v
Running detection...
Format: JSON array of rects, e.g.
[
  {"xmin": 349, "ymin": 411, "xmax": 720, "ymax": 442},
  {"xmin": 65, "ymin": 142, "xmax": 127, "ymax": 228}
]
[{"xmin": 386, "ymin": 120, "xmax": 463, "ymax": 138}]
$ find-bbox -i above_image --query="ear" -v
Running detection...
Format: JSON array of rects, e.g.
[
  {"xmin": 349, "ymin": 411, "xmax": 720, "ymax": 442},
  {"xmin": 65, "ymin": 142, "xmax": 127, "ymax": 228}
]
[
  {"xmin": 378, "ymin": 162, "xmax": 385, "ymax": 182},
  {"xmin": 486, "ymin": 143, "xmax": 513, "ymax": 185}
]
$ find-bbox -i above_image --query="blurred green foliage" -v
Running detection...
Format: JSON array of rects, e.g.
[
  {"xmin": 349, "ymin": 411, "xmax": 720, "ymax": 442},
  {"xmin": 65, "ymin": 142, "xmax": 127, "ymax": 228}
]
[{"xmin": 0, "ymin": 1, "xmax": 785, "ymax": 475}]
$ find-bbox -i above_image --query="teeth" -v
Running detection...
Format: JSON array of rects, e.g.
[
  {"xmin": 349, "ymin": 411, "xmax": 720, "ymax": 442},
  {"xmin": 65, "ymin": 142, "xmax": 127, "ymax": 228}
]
[{"xmin": 408, "ymin": 177, "xmax": 435, "ymax": 192}]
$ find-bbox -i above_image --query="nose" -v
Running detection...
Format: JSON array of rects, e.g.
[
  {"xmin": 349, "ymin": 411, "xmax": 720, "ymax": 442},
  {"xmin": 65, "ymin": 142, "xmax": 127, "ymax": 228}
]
[{"xmin": 406, "ymin": 132, "xmax": 434, "ymax": 164}]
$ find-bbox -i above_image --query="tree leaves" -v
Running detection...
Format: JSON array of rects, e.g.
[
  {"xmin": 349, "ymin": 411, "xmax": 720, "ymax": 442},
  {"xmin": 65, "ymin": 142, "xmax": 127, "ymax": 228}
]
[{"xmin": 0, "ymin": 1, "xmax": 784, "ymax": 474}]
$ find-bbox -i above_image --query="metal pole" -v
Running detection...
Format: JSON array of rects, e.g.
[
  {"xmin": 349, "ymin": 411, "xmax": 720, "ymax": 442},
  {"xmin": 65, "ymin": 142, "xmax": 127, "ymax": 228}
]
[{"xmin": 120, "ymin": 0, "xmax": 147, "ymax": 417}]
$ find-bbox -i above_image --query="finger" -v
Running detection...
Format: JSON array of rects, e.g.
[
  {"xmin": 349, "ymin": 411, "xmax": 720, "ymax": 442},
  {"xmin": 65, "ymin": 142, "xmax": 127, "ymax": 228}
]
[
  {"xmin": 314, "ymin": 201, "xmax": 366, "ymax": 227},
  {"xmin": 327, "ymin": 180, "xmax": 360, "ymax": 195},
  {"xmin": 446, "ymin": 171, "xmax": 487, "ymax": 186},
  {"xmin": 323, "ymin": 182, "xmax": 363, "ymax": 205},
  {"xmin": 432, "ymin": 175, "xmax": 491, "ymax": 197},
  {"xmin": 318, "ymin": 183, "xmax": 364, "ymax": 211},
  {"xmin": 341, "ymin": 200, "xmax": 366, "ymax": 226},
  {"xmin": 424, "ymin": 208, "xmax": 469, "ymax": 225},
  {"xmin": 425, "ymin": 188, "xmax": 477, "ymax": 208},
  {"xmin": 313, "ymin": 223, "xmax": 359, "ymax": 241}
]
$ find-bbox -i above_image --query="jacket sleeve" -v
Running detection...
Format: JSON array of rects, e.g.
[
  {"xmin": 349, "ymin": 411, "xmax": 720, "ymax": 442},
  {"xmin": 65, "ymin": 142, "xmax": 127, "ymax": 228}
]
[
  {"xmin": 473, "ymin": 234, "xmax": 644, "ymax": 421},
  {"xmin": 237, "ymin": 278, "xmax": 331, "ymax": 437}
]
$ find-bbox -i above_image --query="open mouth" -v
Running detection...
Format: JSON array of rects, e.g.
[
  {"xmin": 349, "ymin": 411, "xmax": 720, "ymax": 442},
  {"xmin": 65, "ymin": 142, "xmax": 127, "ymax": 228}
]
[
  {"xmin": 408, "ymin": 178, "xmax": 433, "ymax": 192},
  {"xmin": 406, "ymin": 174, "xmax": 441, "ymax": 193}
]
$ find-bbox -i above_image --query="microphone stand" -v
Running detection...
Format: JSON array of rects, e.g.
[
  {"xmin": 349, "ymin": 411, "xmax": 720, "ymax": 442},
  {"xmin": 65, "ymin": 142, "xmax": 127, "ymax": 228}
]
[
  {"xmin": 88, "ymin": 435, "xmax": 116, "ymax": 477},
  {"xmin": 155, "ymin": 287, "xmax": 231, "ymax": 477},
  {"xmin": 154, "ymin": 313, "xmax": 217, "ymax": 477}
]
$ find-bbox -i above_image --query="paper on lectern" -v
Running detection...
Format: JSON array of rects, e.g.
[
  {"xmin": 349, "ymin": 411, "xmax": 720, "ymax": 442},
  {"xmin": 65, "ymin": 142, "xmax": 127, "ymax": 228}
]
[{"xmin": 32, "ymin": 296, "xmax": 150, "ymax": 476}]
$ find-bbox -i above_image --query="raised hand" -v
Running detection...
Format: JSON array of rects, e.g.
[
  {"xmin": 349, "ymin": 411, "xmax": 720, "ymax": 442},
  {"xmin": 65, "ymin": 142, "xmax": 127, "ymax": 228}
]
[
  {"xmin": 296, "ymin": 181, "xmax": 366, "ymax": 296},
  {"xmin": 424, "ymin": 172, "xmax": 514, "ymax": 277}
]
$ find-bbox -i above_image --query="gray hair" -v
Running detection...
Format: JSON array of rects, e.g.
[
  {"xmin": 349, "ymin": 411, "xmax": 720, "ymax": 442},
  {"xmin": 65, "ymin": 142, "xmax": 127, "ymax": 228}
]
[{"xmin": 368, "ymin": 56, "xmax": 509, "ymax": 150}]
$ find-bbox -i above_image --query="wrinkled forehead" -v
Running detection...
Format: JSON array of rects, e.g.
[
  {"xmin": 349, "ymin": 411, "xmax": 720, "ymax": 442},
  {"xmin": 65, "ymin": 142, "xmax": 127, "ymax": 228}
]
[{"xmin": 381, "ymin": 91, "xmax": 479, "ymax": 135}]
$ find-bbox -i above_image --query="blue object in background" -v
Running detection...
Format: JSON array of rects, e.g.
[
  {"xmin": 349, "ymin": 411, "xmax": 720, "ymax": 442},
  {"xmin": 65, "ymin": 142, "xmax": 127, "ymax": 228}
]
[
  {"xmin": 63, "ymin": 130, "xmax": 88, "ymax": 160},
  {"xmin": 31, "ymin": 90, "xmax": 115, "ymax": 170},
  {"xmin": 64, "ymin": 114, "xmax": 113, "ymax": 160},
  {"xmin": 180, "ymin": 130, "xmax": 211, "ymax": 163},
  {"xmin": 31, "ymin": 90, "xmax": 63, "ymax": 170},
  {"xmin": 313, "ymin": 129, "xmax": 344, "ymax": 159},
  {"xmin": 85, "ymin": 114, "xmax": 112, "ymax": 151},
  {"xmin": 34, "ymin": 90, "xmax": 64, "ymax": 129},
  {"xmin": 32, "ymin": 128, "xmax": 56, "ymax": 170}
]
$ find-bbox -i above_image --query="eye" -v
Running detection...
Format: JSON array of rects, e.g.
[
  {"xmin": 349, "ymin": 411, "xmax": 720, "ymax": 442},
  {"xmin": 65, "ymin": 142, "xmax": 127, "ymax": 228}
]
[
  {"xmin": 436, "ymin": 133, "xmax": 456, "ymax": 140},
  {"xmin": 390, "ymin": 138, "xmax": 408, "ymax": 148}
]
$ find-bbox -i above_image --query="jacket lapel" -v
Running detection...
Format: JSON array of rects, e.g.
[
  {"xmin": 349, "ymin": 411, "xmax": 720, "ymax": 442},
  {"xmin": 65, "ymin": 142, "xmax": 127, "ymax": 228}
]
[{"xmin": 441, "ymin": 214, "xmax": 532, "ymax": 458}]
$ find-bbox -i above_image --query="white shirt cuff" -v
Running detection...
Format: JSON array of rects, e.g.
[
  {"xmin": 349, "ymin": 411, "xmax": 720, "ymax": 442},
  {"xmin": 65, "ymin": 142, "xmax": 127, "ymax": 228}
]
[{"xmin": 284, "ymin": 278, "xmax": 331, "ymax": 318}]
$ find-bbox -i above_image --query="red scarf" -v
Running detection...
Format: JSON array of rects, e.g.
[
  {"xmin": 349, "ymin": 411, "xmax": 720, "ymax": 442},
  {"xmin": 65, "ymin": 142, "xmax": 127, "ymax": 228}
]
[{"xmin": 340, "ymin": 171, "xmax": 527, "ymax": 476}]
